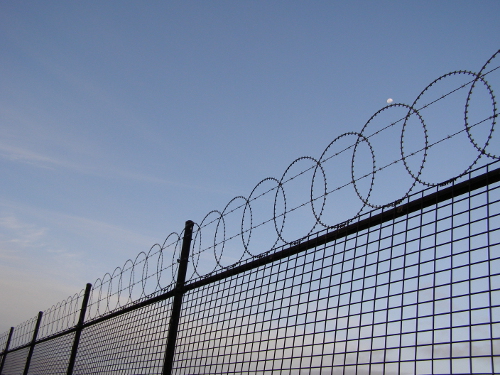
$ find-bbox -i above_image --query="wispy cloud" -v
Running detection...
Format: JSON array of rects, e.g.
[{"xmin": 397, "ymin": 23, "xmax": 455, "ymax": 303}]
[
  {"xmin": 0, "ymin": 140, "xmax": 166, "ymax": 183},
  {"xmin": 0, "ymin": 215, "xmax": 47, "ymax": 250},
  {"xmin": 0, "ymin": 140, "xmax": 239, "ymax": 199},
  {"xmin": 0, "ymin": 143, "xmax": 64, "ymax": 169}
]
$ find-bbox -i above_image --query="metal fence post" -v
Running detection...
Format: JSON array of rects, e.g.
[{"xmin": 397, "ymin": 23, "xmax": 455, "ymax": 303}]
[
  {"xmin": 162, "ymin": 220, "xmax": 194, "ymax": 375},
  {"xmin": 23, "ymin": 311, "xmax": 43, "ymax": 375},
  {"xmin": 0, "ymin": 327, "xmax": 14, "ymax": 373},
  {"xmin": 66, "ymin": 283, "xmax": 92, "ymax": 375}
]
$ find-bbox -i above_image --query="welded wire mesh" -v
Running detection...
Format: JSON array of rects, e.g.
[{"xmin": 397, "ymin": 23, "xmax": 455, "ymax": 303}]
[
  {"xmin": 1, "ymin": 347, "xmax": 29, "ymax": 375},
  {"xmin": 1, "ymin": 163, "xmax": 499, "ymax": 375},
  {"xmin": 26, "ymin": 332, "xmax": 75, "ymax": 375},
  {"xmin": 172, "ymin": 163, "xmax": 500, "ymax": 375},
  {"xmin": 72, "ymin": 298, "xmax": 172, "ymax": 374}
]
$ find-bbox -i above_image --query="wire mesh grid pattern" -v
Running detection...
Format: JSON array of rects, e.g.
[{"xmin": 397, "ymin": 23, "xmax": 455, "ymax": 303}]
[
  {"xmin": 172, "ymin": 166, "xmax": 500, "ymax": 375},
  {"xmin": 72, "ymin": 299, "xmax": 172, "ymax": 374},
  {"xmin": 27, "ymin": 332, "xmax": 75, "ymax": 375},
  {"xmin": 1, "ymin": 347, "xmax": 29, "ymax": 375},
  {"xmin": 1, "ymin": 163, "xmax": 499, "ymax": 374}
]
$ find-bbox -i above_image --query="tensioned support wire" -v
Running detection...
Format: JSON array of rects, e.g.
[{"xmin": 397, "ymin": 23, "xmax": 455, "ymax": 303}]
[{"xmin": 182, "ymin": 164, "xmax": 500, "ymax": 292}]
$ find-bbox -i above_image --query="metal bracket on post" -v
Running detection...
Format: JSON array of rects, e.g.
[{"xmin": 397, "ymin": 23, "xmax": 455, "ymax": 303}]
[
  {"xmin": 0, "ymin": 326, "xmax": 14, "ymax": 373},
  {"xmin": 162, "ymin": 220, "xmax": 194, "ymax": 375},
  {"xmin": 67, "ymin": 283, "xmax": 92, "ymax": 375},
  {"xmin": 23, "ymin": 311, "xmax": 43, "ymax": 375}
]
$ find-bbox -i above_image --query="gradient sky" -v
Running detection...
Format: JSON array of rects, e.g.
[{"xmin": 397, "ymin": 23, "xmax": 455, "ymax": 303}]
[{"xmin": 1, "ymin": 1, "xmax": 499, "ymax": 332}]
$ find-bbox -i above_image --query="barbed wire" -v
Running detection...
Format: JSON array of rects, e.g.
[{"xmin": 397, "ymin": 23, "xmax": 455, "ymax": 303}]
[
  {"xmin": 187, "ymin": 49, "xmax": 499, "ymax": 280},
  {"xmin": 2, "ymin": 49, "xmax": 499, "ymax": 340}
]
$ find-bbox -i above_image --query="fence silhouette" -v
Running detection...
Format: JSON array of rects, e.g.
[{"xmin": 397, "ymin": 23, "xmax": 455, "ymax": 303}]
[{"xmin": 1, "ymin": 50, "xmax": 499, "ymax": 374}]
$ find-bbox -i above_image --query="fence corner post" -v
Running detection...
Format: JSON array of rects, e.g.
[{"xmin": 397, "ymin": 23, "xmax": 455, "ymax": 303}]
[
  {"xmin": 0, "ymin": 326, "xmax": 14, "ymax": 373},
  {"xmin": 66, "ymin": 282, "xmax": 92, "ymax": 375},
  {"xmin": 23, "ymin": 311, "xmax": 43, "ymax": 375},
  {"xmin": 162, "ymin": 220, "xmax": 194, "ymax": 375}
]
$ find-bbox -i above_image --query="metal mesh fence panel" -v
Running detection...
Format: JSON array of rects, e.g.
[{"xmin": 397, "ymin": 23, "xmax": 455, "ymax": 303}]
[
  {"xmin": 1, "ymin": 347, "xmax": 29, "ymax": 375},
  {"xmin": 171, "ymin": 169, "xmax": 500, "ymax": 374},
  {"xmin": 72, "ymin": 298, "xmax": 172, "ymax": 374},
  {"xmin": 26, "ymin": 332, "xmax": 75, "ymax": 375},
  {"xmin": 1, "ymin": 166, "xmax": 499, "ymax": 375}
]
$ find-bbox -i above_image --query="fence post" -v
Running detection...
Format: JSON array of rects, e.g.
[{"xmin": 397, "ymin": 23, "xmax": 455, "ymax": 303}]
[
  {"xmin": 66, "ymin": 283, "xmax": 92, "ymax": 375},
  {"xmin": 23, "ymin": 311, "xmax": 43, "ymax": 375},
  {"xmin": 0, "ymin": 327, "xmax": 14, "ymax": 373},
  {"xmin": 162, "ymin": 220, "xmax": 194, "ymax": 375}
]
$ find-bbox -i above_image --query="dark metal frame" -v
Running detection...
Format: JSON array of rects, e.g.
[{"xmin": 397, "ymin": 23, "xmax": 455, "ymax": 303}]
[{"xmin": 1, "ymin": 163, "xmax": 499, "ymax": 374}]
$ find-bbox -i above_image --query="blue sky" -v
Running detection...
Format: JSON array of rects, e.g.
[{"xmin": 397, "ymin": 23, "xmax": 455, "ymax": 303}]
[{"xmin": 0, "ymin": 1, "xmax": 499, "ymax": 332}]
